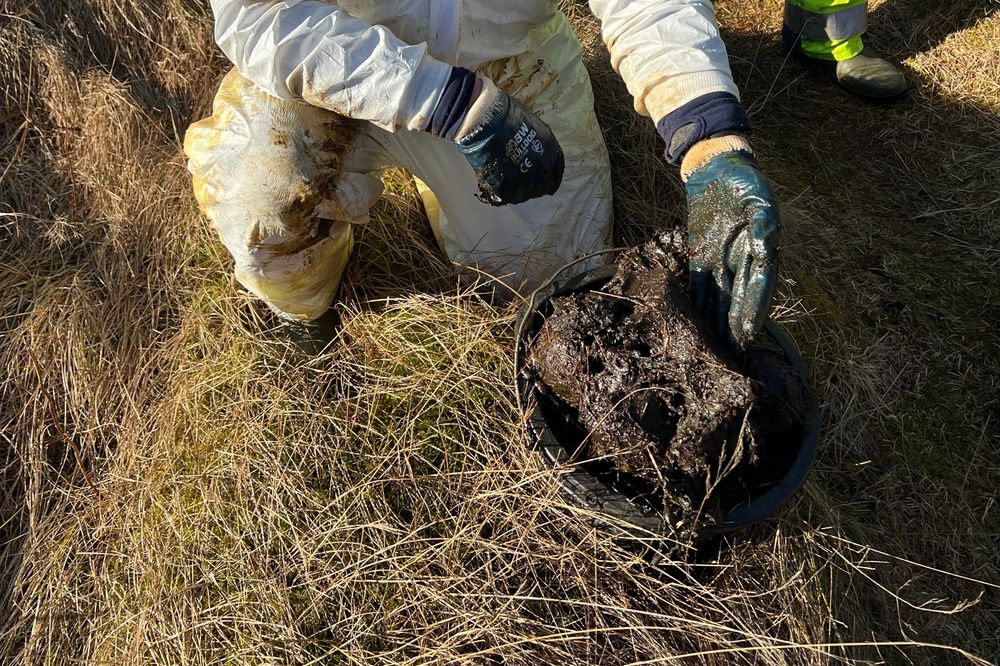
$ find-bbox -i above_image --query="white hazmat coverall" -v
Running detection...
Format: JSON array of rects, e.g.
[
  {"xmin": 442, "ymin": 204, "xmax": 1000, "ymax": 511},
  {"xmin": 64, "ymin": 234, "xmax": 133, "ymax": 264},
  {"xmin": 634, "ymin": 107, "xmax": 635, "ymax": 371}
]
[{"xmin": 184, "ymin": 0, "xmax": 740, "ymax": 321}]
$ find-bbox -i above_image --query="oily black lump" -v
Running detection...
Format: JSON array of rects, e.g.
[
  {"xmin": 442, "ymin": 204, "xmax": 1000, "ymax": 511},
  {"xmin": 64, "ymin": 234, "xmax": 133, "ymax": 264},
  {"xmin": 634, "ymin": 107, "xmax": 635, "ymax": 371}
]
[{"xmin": 529, "ymin": 232, "xmax": 758, "ymax": 487}]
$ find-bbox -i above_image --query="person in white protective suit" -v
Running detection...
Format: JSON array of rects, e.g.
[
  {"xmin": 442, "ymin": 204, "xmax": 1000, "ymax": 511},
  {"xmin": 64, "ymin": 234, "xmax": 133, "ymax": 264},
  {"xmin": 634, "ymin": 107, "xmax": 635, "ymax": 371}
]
[{"xmin": 185, "ymin": 0, "xmax": 781, "ymax": 352}]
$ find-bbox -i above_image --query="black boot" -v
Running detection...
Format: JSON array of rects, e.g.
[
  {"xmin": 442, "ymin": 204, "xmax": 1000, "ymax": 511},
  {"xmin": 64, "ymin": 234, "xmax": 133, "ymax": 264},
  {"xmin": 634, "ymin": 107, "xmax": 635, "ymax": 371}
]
[
  {"xmin": 783, "ymin": 29, "xmax": 908, "ymax": 100},
  {"xmin": 834, "ymin": 47, "xmax": 908, "ymax": 99},
  {"xmin": 277, "ymin": 307, "xmax": 341, "ymax": 356}
]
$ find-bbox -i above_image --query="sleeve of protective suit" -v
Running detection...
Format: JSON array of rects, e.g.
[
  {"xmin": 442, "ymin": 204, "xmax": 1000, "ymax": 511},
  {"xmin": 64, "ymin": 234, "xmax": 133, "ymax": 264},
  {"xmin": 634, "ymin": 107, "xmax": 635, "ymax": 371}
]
[
  {"xmin": 588, "ymin": 0, "xmax": 740, "ymax": 121},
  {"xmin": 210, "ymin": 0, "xmax": 452, "ymax": 132}
]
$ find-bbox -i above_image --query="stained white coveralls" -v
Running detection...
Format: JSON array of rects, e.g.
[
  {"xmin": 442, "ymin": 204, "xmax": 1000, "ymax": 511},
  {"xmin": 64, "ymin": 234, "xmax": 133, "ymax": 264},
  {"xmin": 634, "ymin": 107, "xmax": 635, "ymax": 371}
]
[{"xmin": 185, "ymin": 0, "xmax": 740, "ymax": 321}]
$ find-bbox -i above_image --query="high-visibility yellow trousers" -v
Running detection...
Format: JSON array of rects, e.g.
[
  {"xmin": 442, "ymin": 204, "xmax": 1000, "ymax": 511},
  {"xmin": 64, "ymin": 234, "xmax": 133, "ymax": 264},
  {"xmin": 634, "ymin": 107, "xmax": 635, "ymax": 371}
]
[{"xmin": 784, "ymin": 0, "xmax": 868, "ymax": 61}]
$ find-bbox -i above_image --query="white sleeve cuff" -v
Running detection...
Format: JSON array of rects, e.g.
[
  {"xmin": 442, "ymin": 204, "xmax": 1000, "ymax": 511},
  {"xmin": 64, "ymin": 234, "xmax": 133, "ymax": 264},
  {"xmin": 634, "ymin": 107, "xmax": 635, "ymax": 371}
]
[
  {"xmin": 642, "ymin": 71, "xmax": 741, "ymax": 121},
  {"xmin": 397, "ymin": 56, "xmax": 453, "ymax": 132}
]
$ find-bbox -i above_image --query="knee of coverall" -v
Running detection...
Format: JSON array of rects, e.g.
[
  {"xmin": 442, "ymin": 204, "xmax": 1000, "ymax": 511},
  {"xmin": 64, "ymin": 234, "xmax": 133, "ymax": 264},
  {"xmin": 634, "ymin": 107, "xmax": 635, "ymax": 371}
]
[
  {"xmin": 475, "ymin": 12, "xmax": 614, "ymax": 291},
  {"xmin": 381, "ymin": 12, "xmax": 614, "ymax": 298},
  {"xmin": 183, "ymin": 69, "xmax": 383, "ymax": 321}
]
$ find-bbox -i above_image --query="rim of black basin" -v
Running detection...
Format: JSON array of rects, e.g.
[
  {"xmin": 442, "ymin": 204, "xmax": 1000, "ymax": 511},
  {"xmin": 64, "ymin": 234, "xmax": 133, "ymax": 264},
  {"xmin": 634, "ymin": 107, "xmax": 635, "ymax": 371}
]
[{"xmin": 515, "ymin": 262, "xmax": 821, "ymax": 542}]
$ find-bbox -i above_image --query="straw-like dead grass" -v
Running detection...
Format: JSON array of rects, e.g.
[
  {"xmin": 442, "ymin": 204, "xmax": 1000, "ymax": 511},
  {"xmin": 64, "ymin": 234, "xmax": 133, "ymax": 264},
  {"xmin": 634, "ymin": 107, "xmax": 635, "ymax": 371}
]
[{"xmin": 1, "ymin": 0, "xmax": 997, "ymax": 664}]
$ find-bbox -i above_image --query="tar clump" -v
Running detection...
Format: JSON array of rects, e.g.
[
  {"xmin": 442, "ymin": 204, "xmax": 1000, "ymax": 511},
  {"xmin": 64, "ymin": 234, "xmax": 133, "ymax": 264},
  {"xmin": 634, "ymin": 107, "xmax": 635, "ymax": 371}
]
[{"xmin": 528, "ymin": 231, "xmax": 808, "ymax": 532}]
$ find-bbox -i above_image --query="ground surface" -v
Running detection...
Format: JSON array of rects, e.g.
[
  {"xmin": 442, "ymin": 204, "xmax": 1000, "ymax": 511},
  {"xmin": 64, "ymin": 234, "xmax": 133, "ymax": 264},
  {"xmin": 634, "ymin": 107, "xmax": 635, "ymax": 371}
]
[{"xmin": 1, "ymin": 0, "xmax": 998, "ymax": 664}]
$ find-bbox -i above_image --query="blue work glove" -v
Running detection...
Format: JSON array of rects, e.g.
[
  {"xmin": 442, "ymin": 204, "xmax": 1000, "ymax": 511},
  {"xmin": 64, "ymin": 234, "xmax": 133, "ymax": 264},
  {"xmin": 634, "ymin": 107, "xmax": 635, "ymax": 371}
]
[
  {"xmin": 684, "ymin": 145, "xmax": 780, "ymax": 351},
  {"xmin": 426, "ymin": 68, "xmax": 564, "ymax": 206}
]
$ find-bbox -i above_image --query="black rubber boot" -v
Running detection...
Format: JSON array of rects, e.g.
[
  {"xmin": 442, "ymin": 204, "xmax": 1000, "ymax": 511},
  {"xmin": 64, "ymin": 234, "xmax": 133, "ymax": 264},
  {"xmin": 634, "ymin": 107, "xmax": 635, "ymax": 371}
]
[
  {"xmin": 782, "ymin": 29, "xmax": 908, "ymax": 100},
  {"xmin": 277, "ymin": 307, "xmax": 341, "ymax": 356},
  {"xmin": 834, "ymin": 47, "xmax": 908, "ymax": 99}
]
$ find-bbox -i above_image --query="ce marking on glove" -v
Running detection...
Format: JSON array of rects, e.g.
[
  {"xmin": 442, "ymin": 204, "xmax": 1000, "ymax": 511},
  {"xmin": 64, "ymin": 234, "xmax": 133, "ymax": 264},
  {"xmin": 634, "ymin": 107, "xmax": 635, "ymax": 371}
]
[{"xmin": 514, "ymin": 140, "xmax": 544, "ymax": 172}]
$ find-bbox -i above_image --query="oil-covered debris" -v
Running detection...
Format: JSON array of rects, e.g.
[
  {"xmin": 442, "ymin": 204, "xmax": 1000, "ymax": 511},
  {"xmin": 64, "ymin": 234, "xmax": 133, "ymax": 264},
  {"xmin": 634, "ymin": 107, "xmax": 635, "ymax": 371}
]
[{"xmin": 528, "ymin": 231, "xmax": 806, "ymax": 530}]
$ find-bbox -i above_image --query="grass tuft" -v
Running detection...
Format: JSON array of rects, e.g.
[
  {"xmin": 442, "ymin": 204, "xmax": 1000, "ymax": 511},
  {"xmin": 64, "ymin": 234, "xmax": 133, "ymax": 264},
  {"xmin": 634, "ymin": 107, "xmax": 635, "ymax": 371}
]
[{"xmin": 1, "ymin": 0, "xmax": 997, "ymax": 663}]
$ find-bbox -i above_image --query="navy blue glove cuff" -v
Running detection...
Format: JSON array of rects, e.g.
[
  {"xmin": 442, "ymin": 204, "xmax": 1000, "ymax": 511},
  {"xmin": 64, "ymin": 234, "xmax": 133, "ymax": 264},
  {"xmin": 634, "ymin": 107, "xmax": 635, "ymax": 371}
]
[
  {"xmin": 656, "ymin": 92, "xmax": 752, "ymax": 166},
  {"xmin": 428, "ymin": 67, "xmax": 478, "ymax": 139}
]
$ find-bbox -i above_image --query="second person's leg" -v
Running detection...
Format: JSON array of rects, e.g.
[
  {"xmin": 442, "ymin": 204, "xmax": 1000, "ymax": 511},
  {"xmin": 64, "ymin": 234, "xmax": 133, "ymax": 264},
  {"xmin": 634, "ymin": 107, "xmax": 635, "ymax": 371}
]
[{"xmin": 783, "ymin": 0, "xmax": 907, "ymax": 99}]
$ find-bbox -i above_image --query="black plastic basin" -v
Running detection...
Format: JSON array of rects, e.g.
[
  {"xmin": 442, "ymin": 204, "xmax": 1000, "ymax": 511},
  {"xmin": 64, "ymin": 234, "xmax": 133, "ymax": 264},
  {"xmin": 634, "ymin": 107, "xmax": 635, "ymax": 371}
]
[{"xmin": 515, "ymin": 264, "xmax": 820, "ymax": 543}]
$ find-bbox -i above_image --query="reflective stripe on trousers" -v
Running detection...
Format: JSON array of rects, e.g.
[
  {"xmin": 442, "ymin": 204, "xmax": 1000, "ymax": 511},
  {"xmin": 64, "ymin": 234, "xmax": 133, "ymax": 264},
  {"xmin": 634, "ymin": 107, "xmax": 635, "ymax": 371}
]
[
  {"xmin": 784, "ymin": 0, "xmax": 868, "ymax": 61},
  {"xmin": 183, "ymin": 12, "xmax": 613, "ymax": 322}
]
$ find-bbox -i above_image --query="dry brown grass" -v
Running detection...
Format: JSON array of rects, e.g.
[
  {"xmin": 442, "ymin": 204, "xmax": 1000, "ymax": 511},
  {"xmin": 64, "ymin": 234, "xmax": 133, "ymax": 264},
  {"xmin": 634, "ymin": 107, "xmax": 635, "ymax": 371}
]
[{"xmin": 2, "ymin": 0, "xmax": 998, "ymax": 664}]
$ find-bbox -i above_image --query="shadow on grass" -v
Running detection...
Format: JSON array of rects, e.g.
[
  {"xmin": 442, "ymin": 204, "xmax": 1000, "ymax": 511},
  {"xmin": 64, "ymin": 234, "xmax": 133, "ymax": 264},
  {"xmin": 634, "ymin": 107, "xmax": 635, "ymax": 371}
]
[
  {"xmin": 19, "ymin": 0, "xmax": 221, "ymax": 130},
  {"xmin": 567, "ymin": 0, "xmax": 998, "ymax": 660},
  {"xmin": 716, "ymin": 0, "xmax": 999, "ymax": 660}
]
